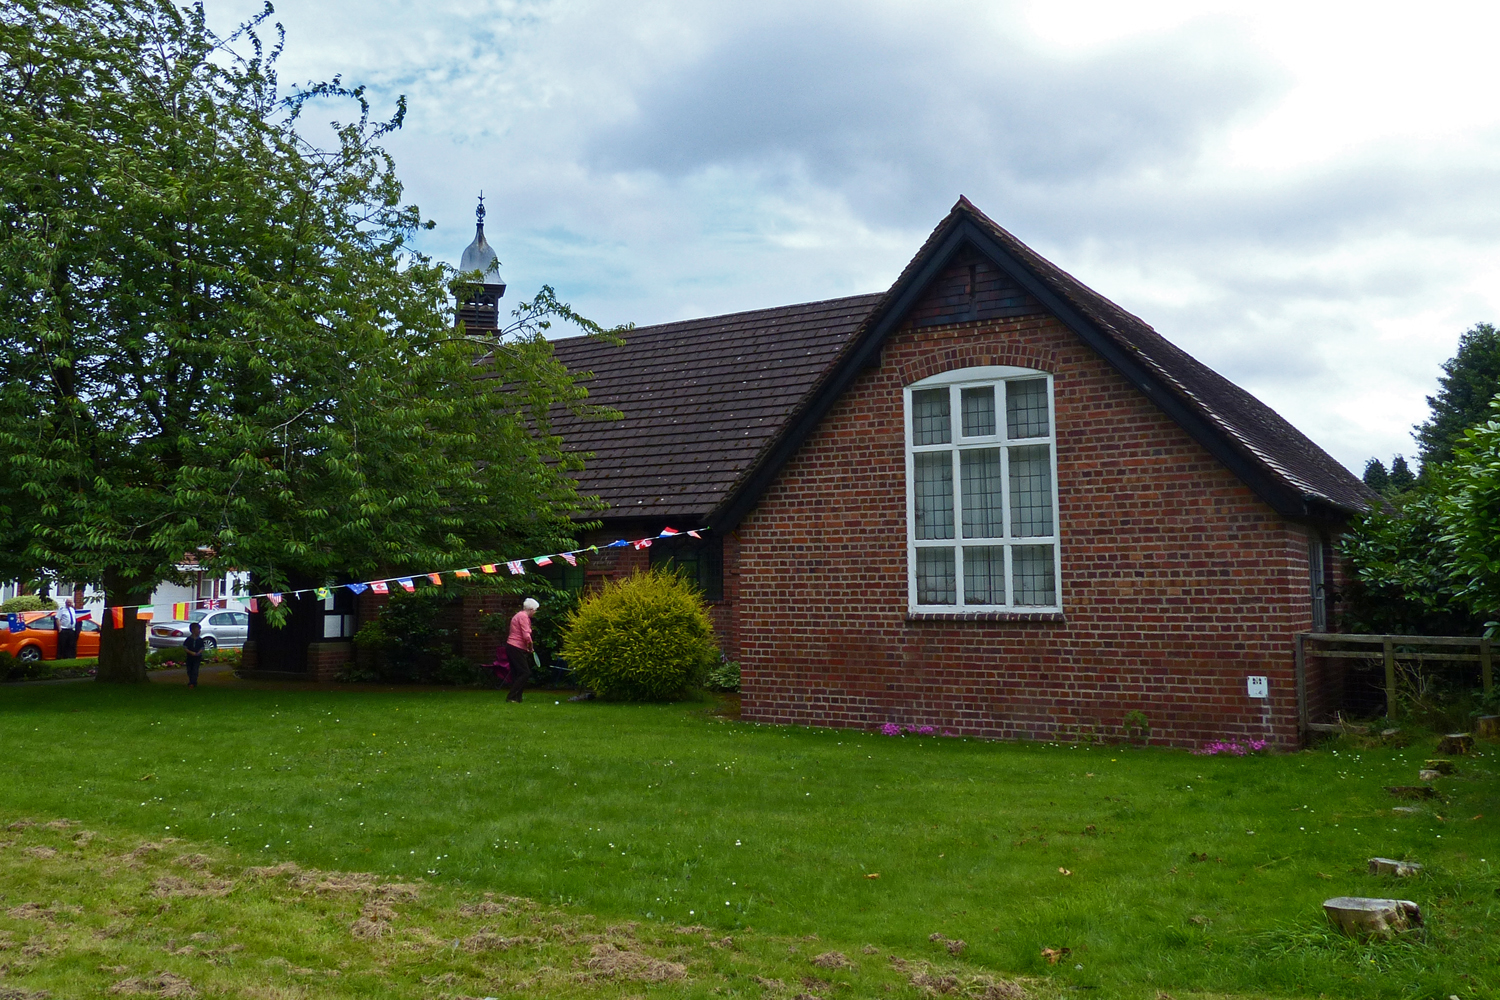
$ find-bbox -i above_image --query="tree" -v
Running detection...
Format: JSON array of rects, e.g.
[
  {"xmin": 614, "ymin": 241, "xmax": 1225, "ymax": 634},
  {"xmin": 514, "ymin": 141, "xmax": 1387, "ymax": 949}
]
[
  {"xmin": 1362, "ymin": 458, "xmax": 1390, "ymax": 492},
  {"xmin": 1438, "ymin": 399, "xmax": 1500, "ymax": 628},
  {"xmin": 1416, "ymin": 322, "xmax": 1500, "ymax": 469},
  {"xmin": 1388, "ymin": 455, "xmax": 1416, "ymax": 493},
  {"xmin": 0, "ymin": 0, "xmax": 622, "ymax": 681}
]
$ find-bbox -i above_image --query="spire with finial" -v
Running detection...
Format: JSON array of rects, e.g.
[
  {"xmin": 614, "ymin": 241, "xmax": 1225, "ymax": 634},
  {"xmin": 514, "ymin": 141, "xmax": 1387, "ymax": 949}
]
[{"xmin": 459, "ymin": 191, "xmax": 504, "ymax": 289}]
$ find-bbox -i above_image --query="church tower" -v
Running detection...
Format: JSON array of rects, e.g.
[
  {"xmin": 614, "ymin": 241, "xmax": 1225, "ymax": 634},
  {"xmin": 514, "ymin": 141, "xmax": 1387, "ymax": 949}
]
[{"xmin": 456, "ymin": 194, "xmax": 506, "ymax": 334}]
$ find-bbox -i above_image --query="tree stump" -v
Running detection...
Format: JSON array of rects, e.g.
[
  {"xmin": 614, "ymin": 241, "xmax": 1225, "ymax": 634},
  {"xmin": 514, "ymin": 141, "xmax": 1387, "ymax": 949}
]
[
  {"xmin": 1323, "ymin": 897, "xmax": 1422, "ymax": 939},
  {"xmin": 1368, "ymin": 857, "xmax": 1422, "ymax": 877},
  {"xmin": 1476, "ymin": 716, "xmax": 1500, "ymax": 740},
  {"xmin": 1422, "ymin": 759, "xmax": 1456, "ymax": 775},
  {"xmin": 1418, "ymin": 769, "xmax": 1442, "ymax": 782},
  {"xmin": 1385, "ymin": 785, "xmax": 1436, "ymax": 799},
  {"xmin": 1437, "ymin": 733, "xmax": 1473, "ymax": 755}
]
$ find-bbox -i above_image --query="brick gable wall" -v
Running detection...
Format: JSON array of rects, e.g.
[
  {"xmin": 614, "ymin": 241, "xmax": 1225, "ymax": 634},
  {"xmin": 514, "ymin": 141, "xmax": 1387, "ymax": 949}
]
[{"xmin": 736, "ymin": 289, "xmax": 1319, "ymax": 747}]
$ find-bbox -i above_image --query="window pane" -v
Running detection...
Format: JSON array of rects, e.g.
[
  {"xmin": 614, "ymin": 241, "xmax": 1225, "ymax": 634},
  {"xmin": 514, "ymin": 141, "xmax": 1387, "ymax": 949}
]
[
  {"xmin": 914, "ymin": 451, "xmax": 955, "ymax": 540},
  {"xmin": 961, "ymin": 386, "xmax": 996, "ymax": 436},
  {"xmin": 911, "ymin": 388, "xmax": 951, "ymax": 445},
  {"xmin": 1006, "ymin": 378, "xmax": 1049, "ymax": 438},
  {"xmin": 1012, "ymin": 544, "xmax": 1056, "ymax": 606},
  {"xmin": 1008, "ymin": 444, "xmax": 1053, "ymax": 536},
  {"xmin": 960, "ymin": 447, "xmax": 1003, "ymax": 538},
  {"xmin": 916, "ymin": 547, "xmax": 956, "ymax": 605},
  {"xmin": 963, "ymin": 546, "xmax": 1004, "ymax": 604}
]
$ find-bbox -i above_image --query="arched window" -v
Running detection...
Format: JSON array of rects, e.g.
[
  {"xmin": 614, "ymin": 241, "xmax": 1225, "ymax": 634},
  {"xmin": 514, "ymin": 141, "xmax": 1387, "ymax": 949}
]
[{"xmin": 904, "ymin": 366, "xmax": 1061, "ymax": 611}]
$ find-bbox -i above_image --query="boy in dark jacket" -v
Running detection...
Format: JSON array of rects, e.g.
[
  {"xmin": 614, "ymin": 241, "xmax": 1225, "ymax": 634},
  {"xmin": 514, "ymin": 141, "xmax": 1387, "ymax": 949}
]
[{"xmin": 183, "ymin": 622, "xmax": 206, "ymax": 688}]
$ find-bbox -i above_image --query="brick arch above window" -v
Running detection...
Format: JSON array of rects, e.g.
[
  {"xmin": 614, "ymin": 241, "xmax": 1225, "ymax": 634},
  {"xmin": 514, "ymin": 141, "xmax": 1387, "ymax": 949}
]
[{"xmin": 898, "ymin": 342, "xmax": 1057, "ymax": 388}]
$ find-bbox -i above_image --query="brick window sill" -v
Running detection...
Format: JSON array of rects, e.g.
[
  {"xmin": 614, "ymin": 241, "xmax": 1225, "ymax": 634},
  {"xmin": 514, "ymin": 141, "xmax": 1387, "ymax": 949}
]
[{"xmin": 906, "ymin": 611, "xmax": 1065, "ymax": 624}]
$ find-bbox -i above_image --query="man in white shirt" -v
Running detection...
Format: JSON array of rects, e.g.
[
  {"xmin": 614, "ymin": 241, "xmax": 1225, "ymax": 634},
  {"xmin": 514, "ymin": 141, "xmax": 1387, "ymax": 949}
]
[{"xmin": 57, "ymin": 598, "xmax": 79, "ymax": 659}]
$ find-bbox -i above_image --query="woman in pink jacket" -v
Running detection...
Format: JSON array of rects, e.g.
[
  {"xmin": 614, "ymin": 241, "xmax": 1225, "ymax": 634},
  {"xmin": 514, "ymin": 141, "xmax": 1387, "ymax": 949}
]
[{"xmin": 505, "ymin": 598, "xmax": 540, "ymax": 702}]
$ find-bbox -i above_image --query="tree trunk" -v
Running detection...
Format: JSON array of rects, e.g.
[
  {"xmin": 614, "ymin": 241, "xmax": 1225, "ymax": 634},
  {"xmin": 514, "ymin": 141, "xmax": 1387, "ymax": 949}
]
[
  {"xmin": 1323, "ymin": 897, "xmax": 1421, "ymax": 939},
  {"xmin": 95, "ymin": 570, "xmax": 151, "ymax": 683}
]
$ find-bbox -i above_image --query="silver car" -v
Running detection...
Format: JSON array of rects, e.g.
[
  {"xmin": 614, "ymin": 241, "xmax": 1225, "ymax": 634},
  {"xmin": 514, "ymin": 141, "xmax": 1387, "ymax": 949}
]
[{"xmin": 148, "ymin": 609, "xmax": 249, "ymax": 650}]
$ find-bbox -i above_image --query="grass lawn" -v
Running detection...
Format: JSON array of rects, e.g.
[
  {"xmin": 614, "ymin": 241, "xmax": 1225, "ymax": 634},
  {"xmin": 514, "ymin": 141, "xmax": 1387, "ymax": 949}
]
[{"xmin": 0, "ymin": 681, "xmax": 1496, "ymax": 999}]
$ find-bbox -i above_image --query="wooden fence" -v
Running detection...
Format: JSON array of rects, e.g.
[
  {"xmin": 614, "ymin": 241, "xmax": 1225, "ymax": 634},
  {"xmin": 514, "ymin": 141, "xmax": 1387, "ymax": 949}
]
[{"xmin": 1296, "ymin": 632, "xmax": 1494, "ymax": 734}]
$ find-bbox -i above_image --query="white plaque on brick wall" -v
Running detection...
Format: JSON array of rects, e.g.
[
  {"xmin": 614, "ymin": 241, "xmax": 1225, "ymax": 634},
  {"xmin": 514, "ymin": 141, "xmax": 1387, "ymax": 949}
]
[{"xmin": 1246, "ymin": 675, "xmax": 1268, "ymax": 699}]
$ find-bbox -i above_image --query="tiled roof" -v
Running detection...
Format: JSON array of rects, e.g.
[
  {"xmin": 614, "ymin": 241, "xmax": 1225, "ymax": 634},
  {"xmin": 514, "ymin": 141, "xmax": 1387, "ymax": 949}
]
[
  {"xmin": 548, "ymin": 294, "xmax": 883, "ymax": 521},
  {"xmin": 546, "ymin": 197, "xmax": 1374, "ymax": 525}
]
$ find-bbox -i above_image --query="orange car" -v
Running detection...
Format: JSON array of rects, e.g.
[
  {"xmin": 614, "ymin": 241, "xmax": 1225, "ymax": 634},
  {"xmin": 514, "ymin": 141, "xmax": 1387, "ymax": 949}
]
[{"xmin": 0, "ymin": 611, "xmax": 102, "ymax": 663}]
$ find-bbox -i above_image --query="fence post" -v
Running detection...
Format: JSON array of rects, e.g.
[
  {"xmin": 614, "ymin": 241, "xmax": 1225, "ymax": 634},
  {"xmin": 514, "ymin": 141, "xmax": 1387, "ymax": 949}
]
[
  {"xmin": 1383, "ymin": 637, "xmax": 1397, "ymax": 719},
  {"xmin": 1294, "ymin": 632, "xmax": 1308, "ymax": 739},
  {"xmin": 1483, "ymin": 637, "xmax": 1493, "ymax": 696}
]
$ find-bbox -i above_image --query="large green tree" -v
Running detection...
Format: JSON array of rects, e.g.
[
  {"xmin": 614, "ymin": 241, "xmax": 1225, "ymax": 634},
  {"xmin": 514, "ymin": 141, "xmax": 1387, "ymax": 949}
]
[
  {"xmin": 1416, "ymin": 322, "xmax": 1500, "ymax": 469},
  {"xmin": 0, "ymin": 0, "xmax": 620, "ymax": 681}
]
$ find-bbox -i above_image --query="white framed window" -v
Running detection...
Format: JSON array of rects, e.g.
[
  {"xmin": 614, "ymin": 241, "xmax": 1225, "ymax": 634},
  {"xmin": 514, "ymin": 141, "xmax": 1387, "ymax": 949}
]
[{"xmin": 904, "ymin": 366, "xmax": 1062, "ymax": 612}]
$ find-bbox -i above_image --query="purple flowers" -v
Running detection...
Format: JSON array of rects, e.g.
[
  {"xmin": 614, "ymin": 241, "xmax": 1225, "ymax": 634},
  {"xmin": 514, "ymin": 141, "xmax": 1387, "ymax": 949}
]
[
  {"xmin": 880, "ymin": 724, "xmax": 945, "ymax": 737},
  {"xmin": 1193, "ymin": 737, "xmax": 1269, "ymax": 756}
]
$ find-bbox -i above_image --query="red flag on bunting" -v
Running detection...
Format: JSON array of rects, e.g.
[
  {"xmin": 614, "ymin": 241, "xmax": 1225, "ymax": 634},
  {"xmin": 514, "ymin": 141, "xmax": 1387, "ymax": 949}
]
[
  {"xmin": 535, "ymin": 556, "xmax": 552, "ymax": 567},
  {"xmin": 687, "ymin": 530, "xmax": 702, "ymax": 539},
  {"xmin": 454, "ymin": 569, "xmax": 472, "ymax": 579},
  {"xmin": 111, "ymin": 607, "xmax": 124, "ymax": 629},
  {"xmin": 506, "ymin": 560, "xmax": 525, "ymax": 575},
  {"xmin": 481, "ymin": 564, "xmax": 497, "ymax": 574},
  {"xmin": 173, "ymin": 602, "xmax": 189, "ymax": 620},
  {"xmin": 268, "ymin": 593, "xmax": 283, "ymax": 606},
  {"xmin": 560, "ymin": 553, "xmax": 577, "ymax": 567},
  {"xmin": 632, "ymin": 538, "xmax": 652, "ymax": 550},
  {"xmin": 659, "ymin": 527, "xmax": 680, "ymax": 537},
  {"xmin": 397, "ymin": 578, "xmax": 415, "ymax": 592},
  {"xmin": 371, "ymin": 581, "xmax": 389, "ymax": 595},
  {"xmin": 426, "ymin": 573, "xmax": 443, "ymax": 585},
  {"xmin": 248, "ymin": 598, "xmax": 259, "ymax": 613}
]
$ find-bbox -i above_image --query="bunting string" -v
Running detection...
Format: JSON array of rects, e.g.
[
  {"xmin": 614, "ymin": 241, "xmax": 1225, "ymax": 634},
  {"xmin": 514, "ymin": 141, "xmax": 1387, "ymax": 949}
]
[{"xmin": 83, "ymin": 527, "xmax": 709, "ymax": 620}]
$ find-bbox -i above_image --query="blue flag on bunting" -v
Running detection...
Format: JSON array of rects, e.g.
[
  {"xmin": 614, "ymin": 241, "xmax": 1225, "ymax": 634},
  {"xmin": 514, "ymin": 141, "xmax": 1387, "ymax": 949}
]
[{"xmin": 346, "ymin": 582, "xmax": 369, "ymax": 595}]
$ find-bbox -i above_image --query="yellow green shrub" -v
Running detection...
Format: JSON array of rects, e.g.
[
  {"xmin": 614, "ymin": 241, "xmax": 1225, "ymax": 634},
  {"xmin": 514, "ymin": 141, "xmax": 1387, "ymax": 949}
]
[{"xmin": 561, "ymin": 570, "xmax": 718, "ymax": 700}]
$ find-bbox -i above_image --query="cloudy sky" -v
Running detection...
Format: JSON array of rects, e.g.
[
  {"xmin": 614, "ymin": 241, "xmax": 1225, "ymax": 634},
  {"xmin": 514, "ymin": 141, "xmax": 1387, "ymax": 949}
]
[{"xmin": 213, "ymin": 0, "xmax": 1500, "ymax": 474}]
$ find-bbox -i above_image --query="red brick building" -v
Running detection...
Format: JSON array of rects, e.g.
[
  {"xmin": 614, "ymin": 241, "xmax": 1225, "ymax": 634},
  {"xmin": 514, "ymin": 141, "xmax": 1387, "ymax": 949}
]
[{"xmin": 551, "ymin": 198, "xmax": 1374, "ymax": 747}]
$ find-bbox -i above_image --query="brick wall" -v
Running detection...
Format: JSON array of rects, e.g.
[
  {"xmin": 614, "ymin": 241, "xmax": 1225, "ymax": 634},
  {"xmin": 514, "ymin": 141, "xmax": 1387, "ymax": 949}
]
[{"xmin": 737, "ymin": 279, "xmax": 1325, "ymax": 748}]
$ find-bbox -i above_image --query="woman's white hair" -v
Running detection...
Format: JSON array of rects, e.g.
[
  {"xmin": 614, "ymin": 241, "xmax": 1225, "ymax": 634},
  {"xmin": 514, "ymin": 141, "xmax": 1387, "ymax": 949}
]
[{"xmin": 522, "ymin": 597, "xmax": 540, "ymax": 611}]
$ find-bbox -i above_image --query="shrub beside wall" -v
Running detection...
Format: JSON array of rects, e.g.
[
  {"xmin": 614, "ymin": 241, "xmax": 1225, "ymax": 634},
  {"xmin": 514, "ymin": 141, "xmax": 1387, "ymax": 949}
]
[{"xmin": 562, "ymin": 570, "xmax": 718, "ymax": 701}]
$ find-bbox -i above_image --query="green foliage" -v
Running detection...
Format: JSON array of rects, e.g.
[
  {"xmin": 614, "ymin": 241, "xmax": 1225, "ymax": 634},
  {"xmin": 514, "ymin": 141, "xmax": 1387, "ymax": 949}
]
[
  {"xmin": 0, "ymin": 0, "xmax": 623, "ymax": 681},
  {"xmin": 351, "ymin": 591, "xmax": 468, "ymax": 685},
  {"xmin": 1338, "ymin": 482, "xmax": 1483, "ymax": 635},
  {"xmin": 1417, "ymin": 322, "xmax": 1500, "ymax": 468},
  {"xmin": 1437, "ymin": 398, "xmax": 1500, "ymax": 623},
  {"xmin": 562, "ymin": 570, "xmax": 718, "ymax": 700},
  {"xmin": 1361, "ymin": 458, "xmax": 1389, "ymax": 492},
  {"xmin": 0, "ymin": 595, "xmax": 57, "ymax": 613},
  {"xmin": 1121, "ymin": 708, "xmax": 1150, "ymax": 742},
  {"xmin": 703, "ymin": 657, "xmax": 741, "ymax": 693}
]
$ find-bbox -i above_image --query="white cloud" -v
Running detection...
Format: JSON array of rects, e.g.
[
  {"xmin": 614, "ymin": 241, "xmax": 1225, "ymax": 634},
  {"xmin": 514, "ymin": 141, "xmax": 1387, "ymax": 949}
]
[{"xmin": 210, "ymin": 0, "xmax": 1500, "ymax": 473}]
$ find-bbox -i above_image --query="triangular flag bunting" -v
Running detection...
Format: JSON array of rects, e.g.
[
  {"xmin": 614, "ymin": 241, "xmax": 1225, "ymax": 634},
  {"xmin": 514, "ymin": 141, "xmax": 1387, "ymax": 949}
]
[
  {"xmin": 507, "ymin": 560, "xmax": 525, "ymax": 575},
  {"xmin": 397, "ymin": 578, "xmax": 415, "ymax": 592},
  {"xmin": 248, "ymin": 598, "xmax": 259, "ymax": 613},
  {"xmin": 608, "ymin": 539, "xmax": 628, "ymax": 548},
  {"xmin": 371, "ymin": 581, "xmax": 389, "ymax": 595},
  {"xmin": 632, "ymin": 538, "xmax": 653, "ymax": 550},
  {"xmin": 346, "ymin": 582, "xmax": 369, "ymax": 595},
  {"xmin": 659, "ymin": 526, "xmax": 680, "ymax": 537},
  {"xmin": 481, "ymin": 564, "xmax": 498, "ymax": 574},
  {"xmin": 315, "ymin": 586, "xmax": 331, "ymax": 600},
  {"xmin": 268, "ymin": 593, "xmax": 283, "ymax": 606},
  {"xmin": 427, "ymin": 573, "xmax": 443, "ymax": 585},
  {"xmin": 454, "ymin": 569, "xmax": 472, "ymax": 579},
  {"xmin": 172, "ymin": 602, "xmax": 189, "ymax": 621},
  {"xmin": 111, "ymin": 607, "xmax": 124, "ymax": 629},
  {"xmin": 560, "ymin": 552, "xmax": 577, "ymax": 567},
  {"xmin": 687, "ymin": 530, "xmax": 702, "ymax": 539},
  {"xmin": 535, "ymin": 556, "xmax": 552, "ymax": 567}
]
